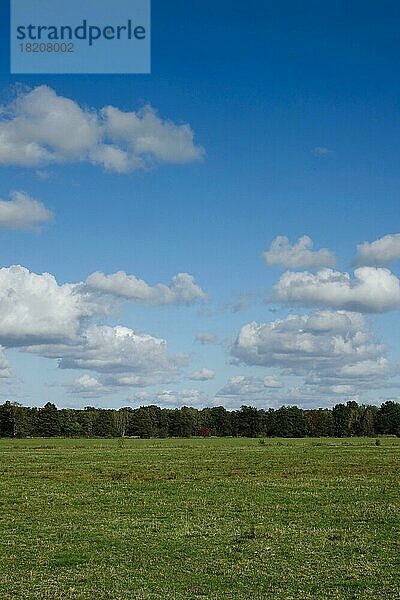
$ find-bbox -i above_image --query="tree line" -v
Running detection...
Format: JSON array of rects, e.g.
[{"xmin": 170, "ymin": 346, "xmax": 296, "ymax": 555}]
[{"xmin": 0, "ymin": 400, "xmax": 399, "ymax": 438}]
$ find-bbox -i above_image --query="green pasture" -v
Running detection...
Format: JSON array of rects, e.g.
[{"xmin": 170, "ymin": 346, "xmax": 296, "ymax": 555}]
[{"xmin": 0, "ymin": 437, "xmax": 398, "ymax": 599}]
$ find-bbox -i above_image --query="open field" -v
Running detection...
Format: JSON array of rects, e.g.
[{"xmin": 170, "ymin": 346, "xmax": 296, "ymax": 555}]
[{"xmin": 0, "ymin": 437, "xmax": 399, "ymax": 600}]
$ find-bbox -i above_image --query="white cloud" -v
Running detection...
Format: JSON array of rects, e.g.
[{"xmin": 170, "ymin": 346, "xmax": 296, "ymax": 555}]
[
  {"xmin": 68, "ymin": 370, "xmax": 176, "ymax": 398},
  {"xmin": 263, "ymin": 376, "xmax": 284, "ymax": 388},
  {"xmin": 86, "ymin": 270, "xmax": 206, "ymax": 305},
  {"xmin": 0, "ymin": 85, "xmax": 98, "ymax": 166},
  {"xmin": 287, "ymin": 373, "xmax": 400, "ymax": 407},
  {"xmin": 101, "ymin": 104, "xmax": 204, "ymax": 164},
  {"xmin": 69, "ymin": 365, "xmax": 187, "ymax": 398},
  {"xmin": 263, "ymin": 236, "xmax": 336, "ymax": 269},
  {"xmin": 26, "ymin": 325, "xmax": 185, "ymax": 382},
  {"xmin": 0, "ymin": 265, "xmax": 102, "ymax": 347},
  {"xmin": 230, "ymin": 310, "xmax": 400, "ymax": 407},
  {"xmin": 0, "ymin": 264, "xmax": 205, "ymax": 349},
  {"xmin": 269, "ymin": 383, "xmax": 358, "ymax": 408},
  {"xmin": 0, "ymin": 86, "xmax": 204, "ymax": 172},
  {"xmin": 129, "ymin": 388, "xmax": 205, "ymax": 408},
  {"xmin": 232, "ymin": 310, "xmax": 388, "ymax": 379},
  {"xmin": 274, "ymin": 267, "xmax": 400, "ymax": 313},
  {"xmin": 353, "ymin": 233, "xmax": 400, "ymax": 266},
  {"xmin": 214, "ymin": 375, "xmax": 282, "ymax": 409},
  {"xmin": 188, "ymin": 368, "xmax": 215, "ymax": 381},
  {"xmin": 0, "ymin": 264, "xmax": 209, "ymax": 392},
  {"xmin": 104, "ymin": 373, "xmax": 175, "ymax": 387},
  {"xmin": 0, "ymin": 348, "xmax": 11, "ymax": 379},
  {"xmin": 230, "ymin": 311, "xmax": 400, "ymax": 406},
  {"xmin": 194, "ymin": 332, "xmax": 216, "ymax": 344},
  {"xmin": 90, "ymin": 144, "xmax": 131, "ymax": 173},
  {"xmin": 69, "ymin": 375, "xmax": 113, "ymax": 398},
  {"xmin": 337, "ymin": 357, "xmax": 391, "ymax": 378},
  {"xmin": 0, "ymin": 191, "xmax": 52, "ymax": 230}
]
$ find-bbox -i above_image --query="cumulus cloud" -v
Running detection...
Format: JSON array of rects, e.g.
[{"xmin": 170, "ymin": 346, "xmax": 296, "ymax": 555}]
[
  {"xmin": 188, "ymin": 368, "xmax": 215, "ymax": 381},
  {"xmin": 353, "ymin": 233, "xmax": 400, "ymax": 266},
  {"xmin": 230, "ymin": 307, "xmax": 400, "ymax": 407},
  {"xmin": 129, "ymin": 388, "xmax": 205, "ymax": 408},
  {"xmin": 100, "ymin": 104, "xmax": 203, "ymax": 165},
  {"xmin": 0, "ymin": 86, "xmax": 204, "ymax": 172},
  {"xmin": 232, "ymin": 311, "xmax": 390, "ymax": 390},
  {"xmin": 68, "ymin": 368, "xmax": 181, "ymax": 397},
  {"xmin": 274, "ymin": 267, "xmax": 400, "ymax": 313},
  {"xmin": 290, "ymin": 370, "xmax": 400, "ymax": 407},
  {"xmin": 263, "ymin": 236, "xmax": 336, "ymax": 270},
  {"xmin": 338, "ymin": 357, "xmax": 390, "ymax": 378},
  {"xmin": 0, "ymin": 191, "xmax": 52, "ymax": 229},
  {"xmin": 26, "ymin": 325, "xmax": 185, "ymax": 382},
  {"xmin": 0, "ymin": 265, "xmax": 104, "ymax": 347},
  {"xmin": 214, "ymin": 375, "xmax": 282, "ymax": 409},
  {"xmin": 267, "ymin": 383, "xmax": 358, "ymax": 408},
  {"xmin": 0, "ymin": 348, "xmax": 11, "ymax": 379},
  {"xmin": 69, "ymin": 375, "xmax": 113, "ymax": 398},
  {"xmin": 0, "ymin": 264, "xmax": 206, "ymax": 349},
  {"xmin": 69, "ymin": 367, "xmax": 188, "ymax": 398},
  {"xmin": 0, "ymin": 263, "xmax": 211, "ymax": 392},
  {"xmin": 86, "ymin": 270, "xmax": 206, "ymax": 305},
  {"xmin": 194, "ymin": 332, "xmax": 216, "ymax": 344}
]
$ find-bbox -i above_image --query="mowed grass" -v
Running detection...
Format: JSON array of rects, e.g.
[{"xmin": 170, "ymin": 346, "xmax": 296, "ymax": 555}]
[{"xmin": 0, "ymin": 437, "xmax": 399, "ymax": 600}]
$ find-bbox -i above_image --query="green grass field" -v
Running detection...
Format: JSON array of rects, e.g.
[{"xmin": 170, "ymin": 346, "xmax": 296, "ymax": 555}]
[{"xmin": 0, "ymin": 437, "xmax": 399, "ymax": 600}]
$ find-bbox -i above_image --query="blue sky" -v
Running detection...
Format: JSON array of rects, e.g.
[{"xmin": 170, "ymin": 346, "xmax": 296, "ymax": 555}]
[{"xmin": 0, "ymin": 0, "xmax": 399, "ymax": 409}]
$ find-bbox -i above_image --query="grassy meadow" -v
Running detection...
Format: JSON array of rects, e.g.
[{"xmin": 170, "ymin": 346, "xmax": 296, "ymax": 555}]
[{"xmin": 0, "ymin": 436, "xmax": 399, "ymax": 599}]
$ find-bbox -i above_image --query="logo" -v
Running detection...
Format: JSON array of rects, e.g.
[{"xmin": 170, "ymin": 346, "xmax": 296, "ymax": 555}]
[{"xmin": 11, "ymin": 0, "xmax": 151, "ymax": 74}]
